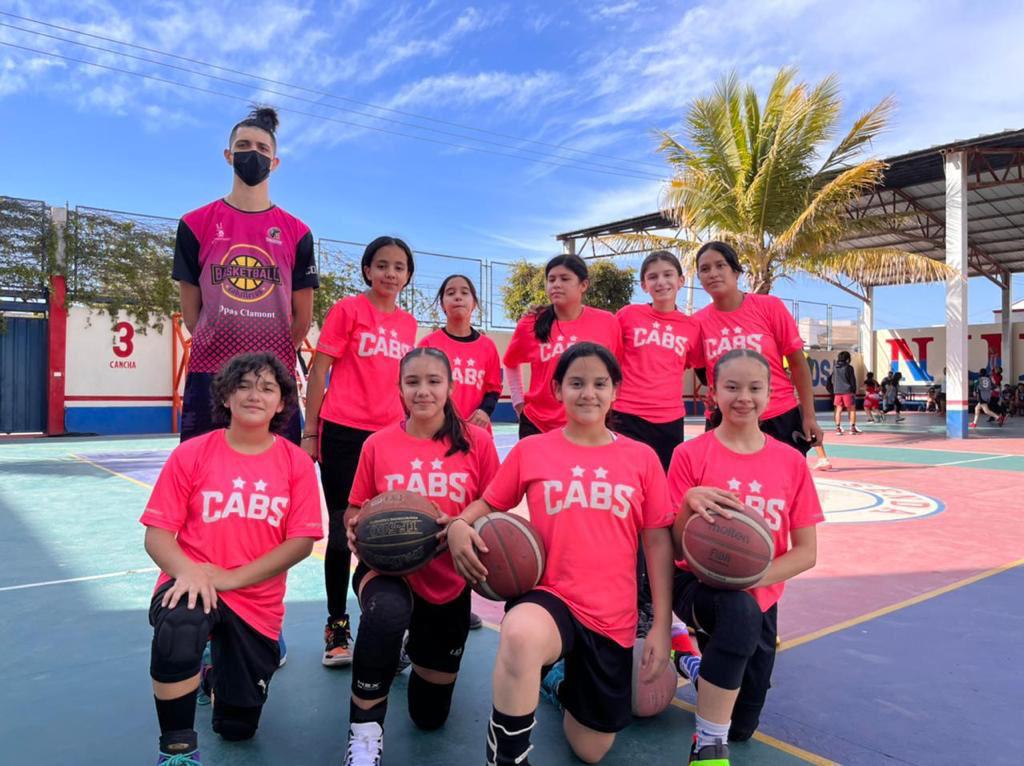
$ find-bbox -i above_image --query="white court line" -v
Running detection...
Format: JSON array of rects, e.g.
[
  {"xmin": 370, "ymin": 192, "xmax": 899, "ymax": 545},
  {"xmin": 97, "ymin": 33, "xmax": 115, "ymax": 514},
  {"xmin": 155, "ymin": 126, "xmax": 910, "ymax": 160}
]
[
  {"xmin": 0, "ymin": 567, "xmax": 159, "ymax": 593},
  {"xmin": 933, "ymin": 454, "xmax": 1010, "ymax": 467}
]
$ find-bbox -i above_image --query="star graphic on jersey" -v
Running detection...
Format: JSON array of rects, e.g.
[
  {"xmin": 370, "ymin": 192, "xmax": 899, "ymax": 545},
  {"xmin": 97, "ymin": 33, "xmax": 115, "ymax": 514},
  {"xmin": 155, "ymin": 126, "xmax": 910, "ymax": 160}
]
[
  {"xmin": 749, "ymin": 480, "xmax": 762, "ymax": 493},
  {"xmin": 467, "ymin": 359, "xmax": 476, "ymax": 367},
  {"xmin": 721, "ymin": 328, "xmax": 730, "ymax": 336},
  {"xmin": 594, "ymin": 467, "xmax": 608, "ymax": 479},
  {"xmin": 254, "ymin": 479, "xmax": 267, "ymax": 492},
  {"xmin": 569, "ymin": 335, "xmax": 577, "ymax": 342},
  {"xmin": 557, "ymin": 335, "xmax": 564, "ymax": 342},
  {"xmin": 232, "ymin": 477, "xmax": 245, "ymax": 489},
  {"xmin": 652, "ymin": 321, "xmax": 661, "ymax": 329},
  {"xmin": 727, "ymin": 477, "xmax": 741, "ymax": 491},
  {"xmin": 570, "ymin": 465, "xmax": 585, "ymax": 478},
  {"xmin": 390, "ymin": 329, "xmax": 397, "ymax": 337},
  {"xmin": 733, "ymin": 326, "xmax": 743, "ymax": 334},
  {"xmin": 454, "ymin": 357, "xmax": 462, "ymax": 366},
  {"xmin": 666, "ymin": 324, "xmax": 673, "ymax": 332},
  {"xmin": 411, "ymin": 458, "xmax": 423, "ymax": 470},
  {"xmin": 378, "ymin": 326, "xmax": 386, "ymax": 334},
  {"xmin": 431, "ymin": 458, "xmax": 444, "ymax": 470}
]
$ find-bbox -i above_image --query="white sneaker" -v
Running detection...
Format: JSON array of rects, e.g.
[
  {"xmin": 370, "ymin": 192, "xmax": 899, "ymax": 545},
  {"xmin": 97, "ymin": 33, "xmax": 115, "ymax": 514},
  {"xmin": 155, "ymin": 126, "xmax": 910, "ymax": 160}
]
[
  {"xmin": 344, "ymin": 721, "xmax": 383, "ymax": 766},
  {"xmin": 814, "ymin": 458, "xmax": 833, "ymax": 471}
]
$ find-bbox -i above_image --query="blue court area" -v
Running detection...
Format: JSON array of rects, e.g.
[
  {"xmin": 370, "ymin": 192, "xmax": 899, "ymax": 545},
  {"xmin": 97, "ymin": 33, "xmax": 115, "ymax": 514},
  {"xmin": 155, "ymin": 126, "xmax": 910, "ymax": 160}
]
[{"xmin": 1, "ymin": 425, "xmax": 1020, "ymax": 765}]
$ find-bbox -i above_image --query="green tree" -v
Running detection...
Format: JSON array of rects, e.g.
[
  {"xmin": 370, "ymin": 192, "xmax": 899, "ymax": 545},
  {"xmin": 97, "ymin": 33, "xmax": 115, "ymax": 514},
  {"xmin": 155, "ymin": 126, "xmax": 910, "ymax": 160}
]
[
  {"xmin": 501, "ymin": 259, "xmax": 635, "ymax": 321},
  {"xmin": 605, "ymin": 69, "xmax": 951, "ymax": 293},
  {"xmin": 0, "ymin": 196, "xmax": 57, "ymax": 295}
]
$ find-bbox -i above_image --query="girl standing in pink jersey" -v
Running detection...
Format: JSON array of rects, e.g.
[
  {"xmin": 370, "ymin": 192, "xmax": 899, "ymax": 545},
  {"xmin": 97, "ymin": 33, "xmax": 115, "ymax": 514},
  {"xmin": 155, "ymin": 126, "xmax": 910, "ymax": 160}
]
[
  {"xmin": 668, "ymin": 348, "xmax": 822, "ymax": 766},
  {"xmin": 448, "ymin": 342, "xmax": 676, "ymax": 766},
  {"xmin": 338, "ymin": 347, "xmax": 499, "ymax": 765},
  {"xmin": 141, "ymin": 352, "xmax": 323, "ymax": 764},
  {"xmin": 302, "ymin": 237, "xmax": 418, "ymax": 668},
  {"xmin": 503, "ymin": 255, "xmax": 622, "ymax": 439},
  {"xmin": 418, "ymin": 274, "xmax": 503, "ymax": 430},
  {"xmin": 690, "ymin": 242, "xmax": 824, "ymax": 454}
]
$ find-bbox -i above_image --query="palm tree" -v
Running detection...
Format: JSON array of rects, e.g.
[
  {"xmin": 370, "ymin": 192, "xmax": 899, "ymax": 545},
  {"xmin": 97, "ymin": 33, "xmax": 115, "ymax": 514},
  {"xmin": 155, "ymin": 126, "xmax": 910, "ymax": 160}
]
[{"xmin": 604, "ymin": 68, "xmax": 952, "ymax": 293}]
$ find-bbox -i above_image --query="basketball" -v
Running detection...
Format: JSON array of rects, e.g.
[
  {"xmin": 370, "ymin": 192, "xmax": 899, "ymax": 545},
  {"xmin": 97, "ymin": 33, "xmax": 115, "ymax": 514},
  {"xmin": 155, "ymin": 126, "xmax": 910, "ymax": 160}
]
[
  {"xmin": 354, "ymin": 490, "xmax": 442, "ymax": 576},
  {"xmin": 470, "ymin": 513, "xmax": 546, "ymax": 601},
  {"xmin": 681, "ymin": 508, "xmax": 774, "ymax": 590},
  {"xmin": 630, "ymin": 638, "xmax": 678, "ymax": 717}
]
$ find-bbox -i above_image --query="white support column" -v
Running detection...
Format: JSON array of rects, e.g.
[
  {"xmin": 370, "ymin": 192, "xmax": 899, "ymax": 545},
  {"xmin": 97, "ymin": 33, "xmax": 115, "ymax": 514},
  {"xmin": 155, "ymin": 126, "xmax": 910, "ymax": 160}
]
[
  {"xmin": 859, "ymin": 286, "xmax": 875, "ymax": 374},
  {"xmin": 944, "ymin": 152, "xmax": 969, "ymax": 438},
  {"xmin": 563, "ymin": 238, "xmax": 577, "ymax": 256},
  {"xmin": 1001, "ymin": 280, "xmax": 1012, "ymax": 385}
]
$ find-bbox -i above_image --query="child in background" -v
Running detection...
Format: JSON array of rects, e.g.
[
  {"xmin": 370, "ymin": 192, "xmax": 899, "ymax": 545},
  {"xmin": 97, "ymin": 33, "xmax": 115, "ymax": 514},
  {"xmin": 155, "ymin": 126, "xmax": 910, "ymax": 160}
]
[{"xmin": 863, "ymin": 372, "xmax": 882, "ymax": 423}]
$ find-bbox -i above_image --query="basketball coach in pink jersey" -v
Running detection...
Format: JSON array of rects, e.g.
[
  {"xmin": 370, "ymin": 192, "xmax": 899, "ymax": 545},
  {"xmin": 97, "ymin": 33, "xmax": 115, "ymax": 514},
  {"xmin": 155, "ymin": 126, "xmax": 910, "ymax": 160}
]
[{"xmin": 174, "ymin": 106, "xmax": 319, "ymax": 445}]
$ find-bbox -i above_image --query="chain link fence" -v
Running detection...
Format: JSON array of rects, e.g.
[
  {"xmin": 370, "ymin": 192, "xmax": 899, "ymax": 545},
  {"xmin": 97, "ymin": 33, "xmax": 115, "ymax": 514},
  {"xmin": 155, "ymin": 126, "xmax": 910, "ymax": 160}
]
[{"xmin": 0, "ymin": 196, "xmax": 51, "ymax": 299}]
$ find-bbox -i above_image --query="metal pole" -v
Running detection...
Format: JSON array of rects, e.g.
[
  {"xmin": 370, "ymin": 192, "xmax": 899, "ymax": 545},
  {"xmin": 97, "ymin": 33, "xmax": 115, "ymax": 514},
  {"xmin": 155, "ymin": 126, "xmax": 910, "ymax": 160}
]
[{"xmin": 944, "ymin": 151, "xmax": 970, "ymax": 438}]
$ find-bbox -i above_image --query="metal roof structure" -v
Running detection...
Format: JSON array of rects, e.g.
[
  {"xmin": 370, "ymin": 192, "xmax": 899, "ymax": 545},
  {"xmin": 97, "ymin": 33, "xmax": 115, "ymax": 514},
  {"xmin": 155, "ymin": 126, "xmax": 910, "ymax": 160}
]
[{"xmin": 555, "ymin": 128, "xmax": 1024, "ymax": 289}]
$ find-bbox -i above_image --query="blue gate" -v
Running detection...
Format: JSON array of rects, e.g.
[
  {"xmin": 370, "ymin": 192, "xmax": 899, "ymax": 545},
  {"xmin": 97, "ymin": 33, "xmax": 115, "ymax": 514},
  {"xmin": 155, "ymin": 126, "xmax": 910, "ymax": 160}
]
[{"xmin": 0, "ymin": 312, "xmax": 48, "ymax": 434}]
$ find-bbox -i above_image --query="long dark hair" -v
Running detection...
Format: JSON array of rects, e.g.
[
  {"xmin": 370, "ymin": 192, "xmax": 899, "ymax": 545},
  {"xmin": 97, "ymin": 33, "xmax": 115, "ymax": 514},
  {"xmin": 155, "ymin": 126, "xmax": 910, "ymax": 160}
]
[
  {"xmin": 640, "ymin": 250, "xmax": 683, "ymax": 281},
  {"xmin": 696, "ymin": 241, "xmax": 743, "ymax": 274},
  {"xmin": 434, "ymin": 274, "xmax": 480, "ymax": 315},
  {"xmin": 229, "ymin": 105, "xmax": 279, "ymax": 150},
  {"xmin": 535, "ymin": 254, "xmax": 589, "ymax": 343},
  {"xmin": 211, "ymin": 352, "xmax": 297, "ymax": 433},
  {"xmin": 551, "ymin": 342, "xmax": 622, "ymax": 428},
  {"xmin": 399, "ymin": 348, "xmax": 470, "ymax": 456},
  {"xmin": 361, "ymin": 236, "xmax": 416, "ymax": 287}
]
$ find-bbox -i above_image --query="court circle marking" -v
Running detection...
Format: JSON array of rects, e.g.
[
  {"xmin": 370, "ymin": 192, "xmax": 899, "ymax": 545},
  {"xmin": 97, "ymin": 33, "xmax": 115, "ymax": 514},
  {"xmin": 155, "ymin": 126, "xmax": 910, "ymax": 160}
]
[{"xmin": 813, "ymin": 478, "xmax": 945, "ymax": 523}]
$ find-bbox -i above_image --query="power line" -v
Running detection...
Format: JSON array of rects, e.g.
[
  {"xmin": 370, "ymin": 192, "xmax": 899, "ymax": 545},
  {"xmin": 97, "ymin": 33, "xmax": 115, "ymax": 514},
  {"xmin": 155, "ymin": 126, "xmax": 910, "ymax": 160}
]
[
  {"xmin": 0, "ymin": 9, "xmax": 667, "ymax": 172},
  {"xmin": 0, "ymin": 20, "xmax": 664, "ymax": 180},
  {"xmin": 0, "ymin": 40, "xmax": 664, "ymax": 182}
]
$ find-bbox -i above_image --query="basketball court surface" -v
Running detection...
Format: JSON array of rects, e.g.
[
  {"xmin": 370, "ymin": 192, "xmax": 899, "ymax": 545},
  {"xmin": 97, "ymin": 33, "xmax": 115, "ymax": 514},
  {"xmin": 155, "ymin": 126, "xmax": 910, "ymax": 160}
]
[{"xmin": 2, "ymin": 414, "xmax": 1022, "ymax": 765}]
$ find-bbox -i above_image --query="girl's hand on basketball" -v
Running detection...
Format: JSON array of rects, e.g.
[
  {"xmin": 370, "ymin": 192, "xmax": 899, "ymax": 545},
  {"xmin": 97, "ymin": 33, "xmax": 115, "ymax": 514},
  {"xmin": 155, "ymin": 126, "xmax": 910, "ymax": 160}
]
[
  {"xmin": 163, "ymin": 564, "xmax": 218, "ymax": 613},
  {"xmin": 468, "ymin": 409, "xmax": 491, "ymax": 429},
  {"xmin": 684, "ymin": 487, "xmax": 742, "ymax": 524},
  {"xmin": 448, "ymin": 518, "xmax": 489, "ymax": 584},
  {"xmin": 345, "ymin": 513, "xmax": 359, "ymax": 555},
  {"xmin": 639, "ymin": 629, "xmax": 670, "ymax": 684}
]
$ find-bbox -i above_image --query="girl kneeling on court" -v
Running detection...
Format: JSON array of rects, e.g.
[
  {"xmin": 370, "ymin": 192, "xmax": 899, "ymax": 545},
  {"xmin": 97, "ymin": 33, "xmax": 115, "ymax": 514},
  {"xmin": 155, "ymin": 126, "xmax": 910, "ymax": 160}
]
[
  {"xmin": 667, "ymin": 349, "xmax": 823, "ymax": 765},
  {"xmin": 340, "ymin": 347, "xmax": 500, "ymax": 765},
  {"xmin": 140, "ymin": 352, "xmax": 323, "ymax": 764},
  {"xmin": 448, "ymin": 342, "xmax": 676, "ymax": 765}
]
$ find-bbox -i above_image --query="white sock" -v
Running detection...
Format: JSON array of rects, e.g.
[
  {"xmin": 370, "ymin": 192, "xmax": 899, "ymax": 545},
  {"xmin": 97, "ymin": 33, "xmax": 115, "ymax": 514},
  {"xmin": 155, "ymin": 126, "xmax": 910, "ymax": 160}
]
[{"xmin": 695, "ymin": 714, "xmax": 730, "ymax": 750}]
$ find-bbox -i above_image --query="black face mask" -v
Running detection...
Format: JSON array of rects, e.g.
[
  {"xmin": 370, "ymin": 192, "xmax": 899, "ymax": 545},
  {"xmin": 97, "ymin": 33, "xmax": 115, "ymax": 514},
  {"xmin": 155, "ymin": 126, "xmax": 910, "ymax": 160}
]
[{"xmin": 232, "ymin": 150, "xmax": 272, "ymax": 186}]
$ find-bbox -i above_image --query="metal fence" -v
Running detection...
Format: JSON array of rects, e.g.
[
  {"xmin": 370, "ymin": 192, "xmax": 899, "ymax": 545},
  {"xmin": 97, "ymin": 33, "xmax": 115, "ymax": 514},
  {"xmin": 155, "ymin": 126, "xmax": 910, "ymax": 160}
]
[{"xmin": 0, "ymin": 195, "xmax": 50, "ymax": 298}]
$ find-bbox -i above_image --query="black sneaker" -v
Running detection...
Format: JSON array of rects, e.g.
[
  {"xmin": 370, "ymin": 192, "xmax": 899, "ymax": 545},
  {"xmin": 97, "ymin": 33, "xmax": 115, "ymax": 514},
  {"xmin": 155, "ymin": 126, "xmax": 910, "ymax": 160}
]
[
  {"xmin": 157, "ymin": 729, "xmax": 201, "ymax": 765},
  {"xmin": 323, "ymin": 616, "xmax": 353, "ymax": 667},
  {"xmin": 469, "ymin": 611, "xmax": 483, "ymax": 630},
  {"xmin": 689, "ymin": 736, "xmax": 729, "ymax": 764}
]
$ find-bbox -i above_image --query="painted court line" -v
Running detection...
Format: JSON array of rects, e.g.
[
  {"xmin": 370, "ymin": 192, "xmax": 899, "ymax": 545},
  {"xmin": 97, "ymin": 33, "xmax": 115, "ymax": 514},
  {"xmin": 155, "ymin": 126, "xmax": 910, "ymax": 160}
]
[
  {"xmin": 779, "ymin": 557, "xmax": 1024, "ymax": 653},
  {"xmin": 932, "ymin": 454, "xmax": 1009, "ymax": 467},
  {"xmin": 669, "ymin": 699, "xmax": 838, "ymax": 766},
  {"xmin": 0, "ymin": 567, "xmax": 159, "ymax": 593},
  {"xmin": 71, "ymin": 453, "xmax": 154, "ymax": 489}
]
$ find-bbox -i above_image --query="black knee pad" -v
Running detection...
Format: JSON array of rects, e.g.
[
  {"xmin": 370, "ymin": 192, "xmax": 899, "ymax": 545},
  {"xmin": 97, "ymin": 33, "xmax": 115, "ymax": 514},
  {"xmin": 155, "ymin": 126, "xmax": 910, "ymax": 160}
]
[
  {"xmin": 212, "ymin": 701, "xmax": 262, "ymax": 741},
  {"xmin": 150, "ymin": 601, "xmax": 213, "ymax": 681},
  {"xmin": 407, "ymin": 671, "xmax": 455, "ymax": 731},
  {"xmin": 697, "ymin": 591, "xmax": 763, "ymax": 690},
  {"xmin": 351, "ymin": 576, "xmax": 413, "ymax": 700}
]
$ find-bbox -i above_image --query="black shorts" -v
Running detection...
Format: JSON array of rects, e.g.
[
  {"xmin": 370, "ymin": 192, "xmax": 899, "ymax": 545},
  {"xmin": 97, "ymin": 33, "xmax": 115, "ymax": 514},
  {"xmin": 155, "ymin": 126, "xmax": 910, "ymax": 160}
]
[
  {"xmin": 508, "ymin": 590, "xmax": 633, "ymax": 734},
  {"xmin": 517, "ymin": 410, "xmax": 543, "ymax": 439},
  {"xmin": 612, "ymin": 410, "xmax": 684, "ymax": 472},
  {"xmin": 709, "ymin": 405, "xmax": 811, "ymax": 456},
  {"xmin": 149, "ymin": 581, "xmax": 280, "ymax": 709},
  {"xmin": 353, "ymin": 563, "xmax": 471, "ymax": 674},
  {"xmin": 181, "ymin": 372, "xmax": 301, "ymax": 445}
]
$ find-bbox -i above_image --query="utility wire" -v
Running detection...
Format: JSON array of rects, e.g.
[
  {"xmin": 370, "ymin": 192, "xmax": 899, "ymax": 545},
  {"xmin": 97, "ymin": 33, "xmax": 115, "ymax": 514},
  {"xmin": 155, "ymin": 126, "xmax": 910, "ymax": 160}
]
[
  {"xmin": 0, "ymin": 9, "xmax": 668, "ymax": 171},
  {"xmin": 0, "ymin": 40, "xmax": 665, "ymax": 182},
  {"xmin": 0, "ymin": 20, "xmax": 664, "ymax": 179}
]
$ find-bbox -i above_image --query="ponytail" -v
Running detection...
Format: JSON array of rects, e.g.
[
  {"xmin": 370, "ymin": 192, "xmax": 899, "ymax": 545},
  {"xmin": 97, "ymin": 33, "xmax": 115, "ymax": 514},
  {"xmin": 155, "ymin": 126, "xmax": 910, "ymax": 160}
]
[
  {"xmin": 436, "ymin": 399, "xmax": 471, "ymax": 456},
  {"xmin": 534, "ymin": 305, "xmax": 557, "ymax": 344}
]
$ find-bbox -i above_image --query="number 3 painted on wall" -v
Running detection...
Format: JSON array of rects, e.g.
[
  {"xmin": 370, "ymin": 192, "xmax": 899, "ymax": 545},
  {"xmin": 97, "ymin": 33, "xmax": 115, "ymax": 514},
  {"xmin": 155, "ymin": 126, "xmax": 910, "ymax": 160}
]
[{"xmin": 113, "ymin": 322, "xmax": 135, "ymax": 358}]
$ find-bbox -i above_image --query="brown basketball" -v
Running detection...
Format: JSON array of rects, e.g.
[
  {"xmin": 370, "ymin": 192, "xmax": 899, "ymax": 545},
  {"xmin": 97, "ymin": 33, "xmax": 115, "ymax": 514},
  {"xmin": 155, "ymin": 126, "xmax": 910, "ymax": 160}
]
[
  {"xmin": 631, "ymin": 637, "xmax": 679, "ymax": 717},
  {"xmin": 354, "ymin": 491, "xmax": 441, "ymax": 576},
  {"xmin": 471, "ymin": 513, "xmax": 546, "ymax": 601},
  {"xmin": 681, "ymin": 508, "xmax": 774, "ymax": 590}
]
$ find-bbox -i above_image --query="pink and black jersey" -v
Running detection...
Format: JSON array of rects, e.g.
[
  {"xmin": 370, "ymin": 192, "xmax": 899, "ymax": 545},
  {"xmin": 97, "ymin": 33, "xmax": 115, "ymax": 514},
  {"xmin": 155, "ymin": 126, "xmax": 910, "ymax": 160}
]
[
  {"xmin": 418, "ymin": 329, "xmax": 502, "ymax": 424},
  {"xmin": 615, "ymin": 303, "xmax": 699, "ymax": 423},
  {"xmin": 139, "ymin": 430, "xmax": 323, "ymax": 639},
  {"xmin": 689, "ymin": 293, "xmax": 804, "ymax": 420},
  {"xmin": 173, "ymin": 199, "xmax": 318, "ymax": 375}
]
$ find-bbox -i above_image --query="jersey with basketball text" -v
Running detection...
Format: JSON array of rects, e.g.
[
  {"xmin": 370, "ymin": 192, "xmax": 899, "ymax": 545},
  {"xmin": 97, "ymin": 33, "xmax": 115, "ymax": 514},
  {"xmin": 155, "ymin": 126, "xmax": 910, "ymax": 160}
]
[
  {"xmin": 418, "ymin": 329, "xmax": 503, "ymax": 423},
  {"xmin": 349, "ymin": 423, "xmax": 500, "ymax": 603},
  {"xmin": 139, "ymin": 430, "xmax": 323, "ymax": 639},
  {"xmin": 689, "ymin": 294, "xmax": 803, "ymax": 420},
  {"xmin": 173, "ymin": 199, "xmax": 318, "ymax": 374},
  {"xmin": 317, "ymin": 294, "xmax": 418, "ymax": 431},
  {"xmin": 667, "ymin": 431, "xmax": 823, "ymax": 611},
  {"xmin": 615, "ymin": 303, "xmax": 698, "ymax": 423},
  {"xmin": 503, "ymin": 307, "xmax": 622, "ymax": 432},
  {"xmin": 484, "ymin": 430, "xmax": 673, "ymax": 647}
]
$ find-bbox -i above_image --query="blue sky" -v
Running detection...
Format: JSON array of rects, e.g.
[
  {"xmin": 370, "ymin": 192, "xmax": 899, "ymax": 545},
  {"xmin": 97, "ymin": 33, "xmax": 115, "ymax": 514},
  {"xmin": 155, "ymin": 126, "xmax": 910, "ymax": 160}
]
[{"xmin": 2, "ymin": 0, "xmax": 1023, "ymax": 328}]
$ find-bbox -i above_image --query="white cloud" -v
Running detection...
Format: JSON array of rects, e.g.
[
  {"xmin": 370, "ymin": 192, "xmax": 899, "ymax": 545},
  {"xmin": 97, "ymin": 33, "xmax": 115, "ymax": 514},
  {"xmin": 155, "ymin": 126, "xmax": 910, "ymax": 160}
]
[
  {"xmin": 386, "ymin": 70, "xmax": 565, "ymax": 111},
  {"xmin": 596, "ymin": 2, "xmax": 639, "ymax": 18}
]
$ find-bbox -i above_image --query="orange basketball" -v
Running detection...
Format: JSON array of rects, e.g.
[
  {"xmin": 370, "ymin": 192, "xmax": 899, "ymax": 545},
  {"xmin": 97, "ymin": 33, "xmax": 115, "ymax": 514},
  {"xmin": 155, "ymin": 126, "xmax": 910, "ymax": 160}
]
[{"xmin": 681, "ymin": 507, "xmax": 774, "ymax": 590}]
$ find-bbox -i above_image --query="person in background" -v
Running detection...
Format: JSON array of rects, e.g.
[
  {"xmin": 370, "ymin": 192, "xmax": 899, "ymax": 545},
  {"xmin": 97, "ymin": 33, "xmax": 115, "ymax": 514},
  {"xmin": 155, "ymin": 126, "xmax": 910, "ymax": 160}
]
[{"xmin": 829, "ymin": 351, "xmax": 861, "ymax": 435}]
